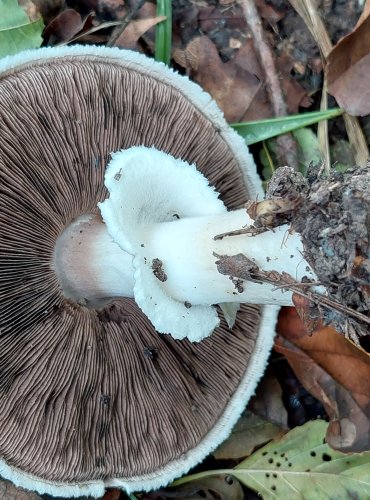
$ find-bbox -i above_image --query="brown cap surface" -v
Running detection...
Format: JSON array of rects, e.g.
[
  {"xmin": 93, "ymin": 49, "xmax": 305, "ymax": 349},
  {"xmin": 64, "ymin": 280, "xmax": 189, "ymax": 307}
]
[{"xmin": 0, "ymin": 50, "xmax": 265, "ymax": 487}]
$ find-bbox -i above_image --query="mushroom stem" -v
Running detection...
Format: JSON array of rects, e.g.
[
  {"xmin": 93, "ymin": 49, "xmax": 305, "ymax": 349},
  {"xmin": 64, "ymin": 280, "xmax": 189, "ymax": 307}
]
[
  {"xmin": 140, "ymin": 210, "xmax": 314, "ymax": 306},
  {"xmin": 54, "ymin": 214, "xmax": 135, "ymax": 307},
  {"xmin": 54, "ymin": 209, "xmax": 313, "ymax": 311}
]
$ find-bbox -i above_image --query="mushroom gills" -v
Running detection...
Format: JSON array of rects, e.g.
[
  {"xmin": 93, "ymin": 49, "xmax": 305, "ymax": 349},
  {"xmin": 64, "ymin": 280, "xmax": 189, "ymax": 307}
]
[{"xmin": 0, "ymin": 44, "xmax": 278, "ymax": 498}]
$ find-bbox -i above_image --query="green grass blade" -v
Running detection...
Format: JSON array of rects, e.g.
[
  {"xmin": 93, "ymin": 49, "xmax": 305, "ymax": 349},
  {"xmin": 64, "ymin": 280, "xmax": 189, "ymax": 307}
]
[
  {"xmin": 155, "ymin": 0, "xmax": 172, "ymax": 65},
  {"xmin": 231, "ymin": 108, "xmax": 343, "ymax": 145}
]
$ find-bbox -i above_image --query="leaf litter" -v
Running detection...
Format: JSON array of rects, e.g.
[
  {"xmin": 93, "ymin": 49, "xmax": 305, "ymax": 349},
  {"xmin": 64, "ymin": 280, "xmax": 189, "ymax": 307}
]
[
  {"xmin": 277, "ymin": 307, "xmax": 370, "ymax": 452},
  {"xmin": 1, "ymin": 0, "xmax": 370, "ymax": 499},
  {"xmin": 165, "ymin": 421, "xmax": 370, "ymax": 500}
]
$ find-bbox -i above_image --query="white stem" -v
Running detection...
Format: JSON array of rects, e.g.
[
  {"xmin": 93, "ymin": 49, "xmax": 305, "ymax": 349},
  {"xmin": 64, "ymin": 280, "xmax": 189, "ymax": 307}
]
[
  {"xmin": 55, "ymin": 147, "xmax": 318, "ymax": 340},
  {"xmin": 53, "ymin": 214, "xmax": 134, "ymax": 307},
  {"xmin": 53, "ymin": 211, "xmax": 314, "ymax": 308},
  {"xmin": 141, "ymin": 209, "xmax": 315, "ymax": 306}
]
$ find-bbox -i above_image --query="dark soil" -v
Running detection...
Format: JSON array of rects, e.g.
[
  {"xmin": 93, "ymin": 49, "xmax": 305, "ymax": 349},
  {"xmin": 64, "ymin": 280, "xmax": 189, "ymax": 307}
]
[{"xmin": 266, "ymin": 165, "xmax": 370, "ymax": 342}]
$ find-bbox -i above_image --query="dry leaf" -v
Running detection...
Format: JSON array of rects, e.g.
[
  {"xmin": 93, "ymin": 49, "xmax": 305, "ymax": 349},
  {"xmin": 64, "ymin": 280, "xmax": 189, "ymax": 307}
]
[
  {"xmin": 43, "ymin": 9, "xmax": 94, "ymax": 44},
  {"xmin": 292, "ymin": 293, "xmax": 321, "ymax": 335},
  {"xmin": 103, "ymin": 488, "xmax": 121, "ymax": 500},
  {"xmin": 115, "ymin": 16, "xmax": 166, "ymax": 50},
  {"xmin": 327, "ymin": 14, "xmax": 370, "ymax": 115},
  {"xmin": 276, "ymin": 307, "xmax": 370, "ymax": 452},
  {"xmin": 354, "ymin": 0, "xmax": 370, "ymax": 28},
  {"xmin": 0, "ymin": 479, "xmax": 42, "ymax": 499},
  {"xmin": 198, "ymin": 6, "xmax": 246, "ymax": 32},
  {"xmin": 174, "ymin": 36, "xmax": 261, "ymax": 122},
  {"xmin": 214, "ymin": 411, "xmax": 284, "ymax": 460},
  {"xmin": 234, "ymin": 42, "xmax": 311, "ymax": 121},
  {"xmin": 198, "ymin": 1, "xmax": 284, "ymax": 33},
  {"xmin": 97, "ymin": 0, "xmax": 125, "ymax": 20},
  {"xmin": 175, "ymin": 33, "xmax": 310, "ymax": 123},
  {"xmin": 248, "ymin": 369, "xmax": 288, "ymax": 428},
  {"xmin": 255, "ymin": 0, "xmax": 285, "ymax": 25}
]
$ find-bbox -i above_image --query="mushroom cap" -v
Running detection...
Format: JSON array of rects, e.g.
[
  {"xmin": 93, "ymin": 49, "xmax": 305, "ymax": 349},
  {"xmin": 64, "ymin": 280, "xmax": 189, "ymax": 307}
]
[{"xmin": 0, "ymin": 46, "xmax": 278, "ymax": 496}]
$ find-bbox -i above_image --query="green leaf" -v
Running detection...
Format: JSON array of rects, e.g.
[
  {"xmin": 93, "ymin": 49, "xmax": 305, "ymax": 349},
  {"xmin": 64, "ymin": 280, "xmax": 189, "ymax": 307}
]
[
  {"xmin": 0, "ymin": 0, "xmax": 43, "ymax": 57},
  {"xmin": 231, "ymin": 109, "xmax": 343, "ymax": 145},
  {"xmin": 173, "ymin": 421, "xmax": 370, "ymax": 499},
  {"xmin": 167, "ymin": 475, "xmax": 244, "ymax": 500},
  {"xmin": 233, "ymin": 420, "xmax": 370, "ymax": 499},
  {"xmin": 155, "ymin": 0, "xmax": 172, "ymax": 65}
]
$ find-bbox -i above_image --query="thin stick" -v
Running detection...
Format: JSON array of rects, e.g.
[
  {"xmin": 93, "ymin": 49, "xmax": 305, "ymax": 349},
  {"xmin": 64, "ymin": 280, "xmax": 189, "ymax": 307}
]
[
  {"xmin": 107, "ymin": 0, "xmax": 147, "ymax": 47},
  {"xmin": 238, "ymin": 0, "xmax": 298, "ymax": 169},
  {"xmin": 215, "ymin": 252, "xmax": 370, "ymax": 328}
]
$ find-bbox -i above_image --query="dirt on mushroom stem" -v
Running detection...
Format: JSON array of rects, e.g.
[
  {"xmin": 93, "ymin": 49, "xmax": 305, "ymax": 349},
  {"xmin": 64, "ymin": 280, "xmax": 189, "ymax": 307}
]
[{"xmin": 221, "ymin": 165, "xmax": 370, "ymax": 343}]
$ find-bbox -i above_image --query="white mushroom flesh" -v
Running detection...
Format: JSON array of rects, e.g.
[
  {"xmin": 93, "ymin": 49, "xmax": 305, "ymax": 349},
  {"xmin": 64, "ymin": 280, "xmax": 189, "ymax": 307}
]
[{"xmin": 98, "ymin": 146, "xmax": 317, "ymax": 340}]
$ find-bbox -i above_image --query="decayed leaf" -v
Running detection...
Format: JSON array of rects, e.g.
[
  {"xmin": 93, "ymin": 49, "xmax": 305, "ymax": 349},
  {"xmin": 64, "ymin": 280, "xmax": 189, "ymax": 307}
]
[
  {"xmin": 290, "ymin": 0, "xmax": 369, "ymax": 166},
  {"xmin": 0, "ymin": 479, "xmax": 42, "ymax": 499},
  {"xmin": 327, "ymin": 13, "xmax": 370, "ymax": 115},
  {"xmin": 353, "ymin": 0, "xmax": 370, "ymax": 29},
  {"xmin": 233, "ymin": 420, "xmax": 370, "ymax": 499},
  {"xmin": 248, "ymin": 370, "xmax": 288, "ymax": 429},
  {"xmin": 174, "ymin": 34, "xmax": 310, "ymax": 123},
  {"xmin": 0, "ymin": 0, "xmax": 43, "ymax": 57},
  {"xmin": 174, "ymin": 421, "xmax": 370, "ymax": 499},
  {"xmin": 18, "ymin": 0, "xmax": 41, "ymax": 22},
  {"xmin": 214, "ymin": 411, "xmax": 284, "ymax": 460},
  {"xmin": 233, "ymin": 41, "xmax": 311, "ymax": 122},
  {"xmin": 103, "ymin": 488, "xmax": 121, "ymax": 500},
  {"xmin": 291, "ymin": 293, "xmax": 322, "ymax": 335},
  {"xmin": 276, "ymin": 307, "xmax": 370, "ymax": 452},
  {"xmin": 97, "ymin": 0, "xmax": 126, "ymax": 20},
  {"xmin": 174, "ymin": 36, "xmax": 261, "ymax": 122},
  {"xmin": 115, "ymin": 16, "xmax": 166, "ymax": 50},
  {"xmin": 43, "ymin": 9, "xmax": 94, "ymax": 45}
]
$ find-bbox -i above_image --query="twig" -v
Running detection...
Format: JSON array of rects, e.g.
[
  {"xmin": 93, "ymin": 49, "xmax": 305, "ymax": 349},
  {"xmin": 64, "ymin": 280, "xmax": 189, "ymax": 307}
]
[
  {"xmin": 214, "ymin": 226, "xmax": 268, "ymax": 240},
  {"xmin": 58, "ymin": 21, "xmax": 122, "ymax": 46},
  {"xmin": 238, "ymin": 0, "xmax": 298, "ymax": 169},
  {"xmin": 215, "ymin": 252, "xmax": 370, "ymax": 328}
]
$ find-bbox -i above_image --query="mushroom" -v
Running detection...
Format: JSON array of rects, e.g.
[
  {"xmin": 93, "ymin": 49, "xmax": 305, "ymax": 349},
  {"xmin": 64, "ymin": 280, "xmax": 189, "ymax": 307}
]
[
  {"xmin": 0, "ymin": 46, "xmax": 279, "ymax": 496},
  {"xmin": 96, "ymin": 146, "xmax": 316, "ymax": 340}
]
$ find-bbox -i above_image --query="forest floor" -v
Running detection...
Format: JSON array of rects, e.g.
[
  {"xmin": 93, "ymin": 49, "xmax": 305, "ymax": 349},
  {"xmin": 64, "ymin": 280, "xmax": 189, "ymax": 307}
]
[{"xmin": 3, "ymin": 0, "xmax": 370, "ymax": 499}]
